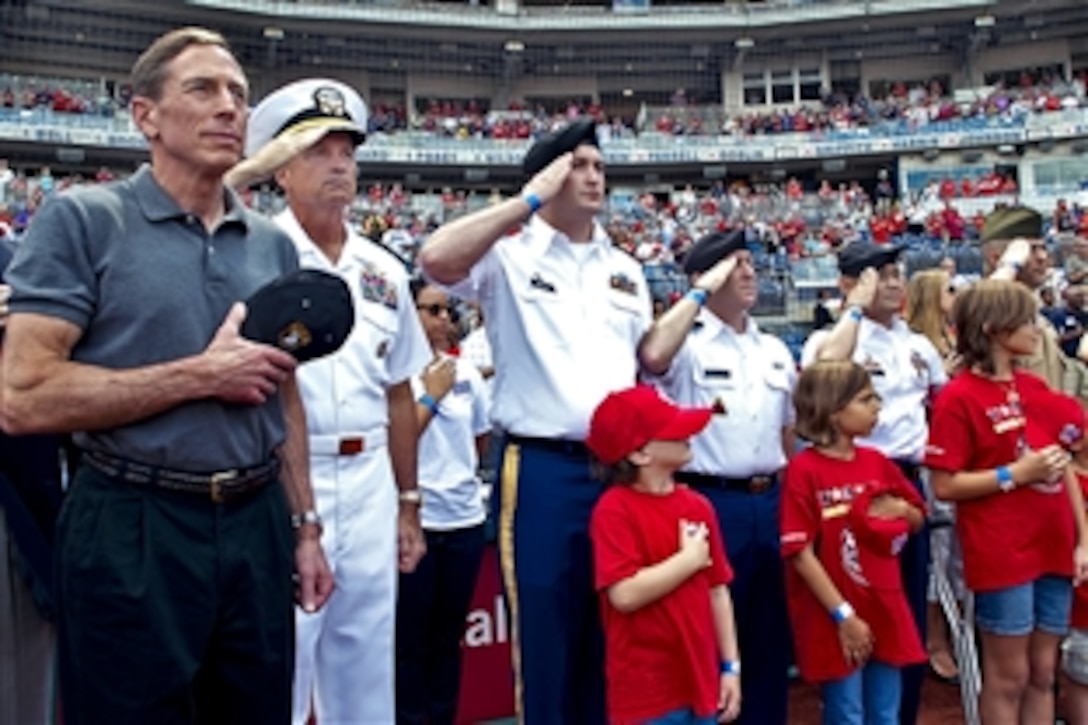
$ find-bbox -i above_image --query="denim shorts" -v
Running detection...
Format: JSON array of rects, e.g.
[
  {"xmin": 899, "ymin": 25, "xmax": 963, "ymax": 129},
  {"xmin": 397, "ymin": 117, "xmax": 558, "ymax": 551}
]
[{"xmin": 974, "ymin": 574, "xmax": 1073, "ymax": 637}]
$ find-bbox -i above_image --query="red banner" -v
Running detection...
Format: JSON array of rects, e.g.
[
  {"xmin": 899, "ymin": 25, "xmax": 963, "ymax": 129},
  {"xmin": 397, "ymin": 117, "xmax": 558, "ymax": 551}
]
[{"xmin": 457, "ymin": 545, "xmax": 515, "ymax": 723}]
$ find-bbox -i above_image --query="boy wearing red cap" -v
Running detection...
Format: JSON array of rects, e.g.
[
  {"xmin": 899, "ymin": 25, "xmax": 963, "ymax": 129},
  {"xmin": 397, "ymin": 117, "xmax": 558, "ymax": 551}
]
[{"xmin": 586, "ymin": 385, "xmax": 741, "ymax": 725}]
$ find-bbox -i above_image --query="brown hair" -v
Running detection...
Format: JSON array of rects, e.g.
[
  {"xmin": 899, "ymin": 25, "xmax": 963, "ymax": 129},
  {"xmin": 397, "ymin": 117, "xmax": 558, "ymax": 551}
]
[
  {"xmin": 130, "ymin": 27, "xmax": 231, "ymax": 101},
  {"xmin": 590, "ymin": 457, "xmax": 640, "ymax": 485},
  {"xmin": 952, "ymin": 279, "xmax": 1037, "ymax": 374},
  {"xmin": 906, "ymin": 269, "xmax": 953, "ymax": 357},
  {"xmin": 794, "ymin": 361, "xmax": 873, "ymax": 446}
]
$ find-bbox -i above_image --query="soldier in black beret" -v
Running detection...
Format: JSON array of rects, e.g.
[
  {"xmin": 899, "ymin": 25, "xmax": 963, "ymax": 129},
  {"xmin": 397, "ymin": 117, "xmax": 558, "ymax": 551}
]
[
  {"xmin": 640, "ymin": 228, "xmax": 798, "ymax": 725},
  {"xmin": 419, "ymin": 117, "xmax": 650, "ymax": 724},
  {"xmin": 521, "ymin": 118, "xmax": 599, "ymax": 177}
]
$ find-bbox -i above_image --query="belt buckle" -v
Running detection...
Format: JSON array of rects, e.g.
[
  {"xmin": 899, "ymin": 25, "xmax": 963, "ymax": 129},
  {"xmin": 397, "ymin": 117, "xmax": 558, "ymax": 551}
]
[
  {"xmin": 749, "ymin": 476, "xmax": 773, "ymax": 494},
  {"xmin": 339, "ymin": 437, "xmax": 365, "ymax": 456},
  {"xmin": 209, "ymin": 469, "xmax": 238, "ymax": 503}
]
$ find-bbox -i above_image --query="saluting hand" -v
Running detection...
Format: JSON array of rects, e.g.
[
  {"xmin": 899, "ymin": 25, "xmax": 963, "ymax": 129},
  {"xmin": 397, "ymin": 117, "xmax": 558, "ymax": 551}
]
[
  {"xmin": 695, "ymin": 254, "xmax": 739, "ymax": 297},
  {"xmin": 520, "ymin": 151, "xmax": 574, "ymax": 209},
  {"xmin": 844, "ymin": 267, "xmax": 879, "ymax": 312},
  {"xmin": 203, "ymin": 302, "xmax": 297, "ymax": 405}
]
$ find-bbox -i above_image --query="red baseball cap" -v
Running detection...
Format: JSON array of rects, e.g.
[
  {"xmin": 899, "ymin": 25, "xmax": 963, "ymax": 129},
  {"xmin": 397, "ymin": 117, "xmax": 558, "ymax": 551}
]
[
  {"xmin": 849, "ymin": 488, "xmax": 910, "ymax": 591},
  {"xmin": 586, "ymin": 385, "xmax": 713, "ymax": 465}
]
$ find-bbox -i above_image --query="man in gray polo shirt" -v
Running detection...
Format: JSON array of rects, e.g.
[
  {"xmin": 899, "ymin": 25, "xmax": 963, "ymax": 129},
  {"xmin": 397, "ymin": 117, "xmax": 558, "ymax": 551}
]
[{"xmin": 0, "ymin": 28, "xmax": 333, "ymax": 724}]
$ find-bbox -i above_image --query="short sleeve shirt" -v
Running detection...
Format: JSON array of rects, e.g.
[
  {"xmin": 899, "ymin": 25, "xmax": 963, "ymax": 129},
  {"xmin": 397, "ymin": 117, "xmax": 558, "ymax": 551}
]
[
  {"xmin": 781, "ymin": 447, "xmax": 927, "ymax": 681},
  {"xmin": 591, "ymin": 484, "xmax": 733, "ymax": 723},
  {"xmin": 436, "ymin": 215, "xmax": 652, "ymax": 439},
  {"xmin": 925, "ymin": 370, "xmax": 1076, "ymax": 591},
  {"xmin": 411, "ymin": 354, "xmax": 490, "ymax": 530},
  {"xmin": 651, "ymin": 313, "xmax": 796, "ymax": 477},
  {"xmin": 5, "ymin": 165, "xmax": 298, "ymax": 469},
  {"xmin": 276, "ymin": 209, "xmax": 431, "ymax": 435},
  {"xmin": 802, "ymin": 318, "xmax": 946, "ymax": 461}
]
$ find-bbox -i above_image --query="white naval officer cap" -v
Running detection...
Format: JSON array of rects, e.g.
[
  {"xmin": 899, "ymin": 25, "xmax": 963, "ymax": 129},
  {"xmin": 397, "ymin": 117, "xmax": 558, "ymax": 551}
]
[
  {"xmin": 225, "ymin": 78, "xmax": 367, "ymax": 189},
  {"xmin": 244, "ymin": 77, "xmax": 367, "ymax": 158}
]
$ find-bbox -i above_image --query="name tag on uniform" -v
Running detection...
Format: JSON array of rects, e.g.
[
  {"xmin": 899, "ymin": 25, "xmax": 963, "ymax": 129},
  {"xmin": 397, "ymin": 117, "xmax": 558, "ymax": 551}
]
[
  {"xmin": 704, "ymin": 369, "xmax": 732, "ymax": 379},
  {"xmin": 529, "ymin": 273, "xmax": 556, "ymax": 293},
  {"xmin": 452, "ymin": 380, "xmax": 471, "ymax": 395}
]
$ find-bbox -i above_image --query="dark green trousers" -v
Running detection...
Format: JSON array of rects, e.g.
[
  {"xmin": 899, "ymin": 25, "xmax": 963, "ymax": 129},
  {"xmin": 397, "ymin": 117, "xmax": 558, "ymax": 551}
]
[{"xmin": 57, "ymin": 465, "xmax": 295, "ymax": 725}]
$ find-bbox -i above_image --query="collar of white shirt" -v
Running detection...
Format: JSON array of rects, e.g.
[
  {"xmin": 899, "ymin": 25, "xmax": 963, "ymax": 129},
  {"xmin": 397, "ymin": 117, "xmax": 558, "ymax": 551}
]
[{"xmin": 524, "ymin": 213, "xmax": 613, "ymax": 259}]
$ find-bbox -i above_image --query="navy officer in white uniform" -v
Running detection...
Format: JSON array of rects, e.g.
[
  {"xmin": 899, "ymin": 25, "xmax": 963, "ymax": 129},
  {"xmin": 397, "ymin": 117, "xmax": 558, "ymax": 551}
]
[
  {"xmin": 419, "ymin": 119, "xmax": 653, "ymax": 725},
  {"xmin": 801, "ymin": 240, "xmax": 947, "ymax": 725},
  {"xmin": 236, "ymin": 78, "xmax": 432, "ymax": 725},
  {"xmin": 640, "ymin": 229, "xmax": 797, "ymax": 725}
]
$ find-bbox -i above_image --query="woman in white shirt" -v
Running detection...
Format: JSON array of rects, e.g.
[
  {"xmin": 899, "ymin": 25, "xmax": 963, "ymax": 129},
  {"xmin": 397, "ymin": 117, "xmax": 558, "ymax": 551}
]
[{"xmin": 396, "ymin": 279, "xmax": 491, "ymax": 725}]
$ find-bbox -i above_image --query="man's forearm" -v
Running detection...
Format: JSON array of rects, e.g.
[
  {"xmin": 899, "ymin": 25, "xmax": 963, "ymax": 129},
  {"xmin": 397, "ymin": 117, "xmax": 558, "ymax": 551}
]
[
  {"xmin": 638, "ymin": 295, "xmax": 701, "ymax": 376},
  {"xmin": 418, "ymin": 197, "xmax": 531, "ymax": 285},
  {"xmin": 386, "ymin": 380, "xmax": 419, "ymax": 493},
  {"xmin": 2, "ymin": 319, "xmax": 214, "ymax": 435},
  {"xmin": 813, "ymin": 315, "xmax": 860, "ymax": 363},
  {"xmin": 276, "ymin": 372, "xmax": 314, "ymax": 515}
]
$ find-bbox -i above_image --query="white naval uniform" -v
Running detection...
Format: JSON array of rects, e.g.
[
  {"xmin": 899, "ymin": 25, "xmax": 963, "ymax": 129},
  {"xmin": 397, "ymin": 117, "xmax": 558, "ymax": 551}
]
[
  {"xmin": 801, "ymin": 317, "xmax": 947, "ymax": 461},
  {"xmin": 276, "ymin": 209, "xmax": 431, "ymax": 725},
  {"xmin": 441, "ymin": 214, "xmax": 653, "ymax": 438},
  {"xmin": 410, "ymin": 354, "xmax": 491, "ymax": 530},
  {"xmin": 650, "ymin": 311, "xmax": 796, "ymax": 476}
]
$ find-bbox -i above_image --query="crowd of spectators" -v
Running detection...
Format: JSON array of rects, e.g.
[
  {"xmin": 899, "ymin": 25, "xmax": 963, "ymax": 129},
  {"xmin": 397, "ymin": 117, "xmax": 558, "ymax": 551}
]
[{"xmin": 6, "ymin": 69, "xmax": 1087, "ymax": 144}]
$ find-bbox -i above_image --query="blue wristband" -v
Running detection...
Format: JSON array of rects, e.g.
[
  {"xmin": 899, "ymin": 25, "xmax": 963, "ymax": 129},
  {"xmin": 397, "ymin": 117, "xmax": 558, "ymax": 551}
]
[
  {"xmin": 831, "ymin": 602, "xmax": 855, "ymax": 623},
  {"xmin": 846, "ymin": 305, "xmax": 864, "ymax": 323},
  {"xmin": 720, "ymin": 660, "xmax": 741, "ymax": 676},
  {"xmin": 418, "ymin": 393, "xmax": 439, "ymax": 415},
  {"xmin": 685, "ymin": 287, "xmax": 709, "ymax": 308},
  {"xmin": 521, "ymin": 192, "xmax": 543, "ymax": 214},
  {"xmin": 996, "ymin": 465, "xmax": 1015, "ymax": 492}
]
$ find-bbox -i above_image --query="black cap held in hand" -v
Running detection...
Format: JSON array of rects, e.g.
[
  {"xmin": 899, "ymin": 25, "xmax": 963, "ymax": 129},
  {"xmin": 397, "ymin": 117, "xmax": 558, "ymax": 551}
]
[
  {"xmin": 682, "ymin": 230, "xmax": 746, "ymax": 275},
  {"xmin": 521, "ymin": 118, "xmax": 599, "ymax": 177},
  {"xmin": 240, "ymin": 269, "xmax": 355, "ymax": 363}
]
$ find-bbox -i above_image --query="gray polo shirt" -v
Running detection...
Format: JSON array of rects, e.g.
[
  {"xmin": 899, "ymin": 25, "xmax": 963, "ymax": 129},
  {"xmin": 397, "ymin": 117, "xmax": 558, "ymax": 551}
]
[{"xmin": 6, "ymin": 165, "xmax": 299, "ymax": 470}]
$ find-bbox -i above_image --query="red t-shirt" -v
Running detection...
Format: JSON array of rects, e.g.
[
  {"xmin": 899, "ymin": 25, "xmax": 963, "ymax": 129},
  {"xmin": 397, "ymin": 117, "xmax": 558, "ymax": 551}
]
[
  {"xmin": 781, "ymin": 447, "xmax": 926, "ymax": 682},
  {"xmin": 591, "ymin": 484, "xmax": 734, "ymax": 724},
  {"xmin": 1073, "ymin": 469, "xmax": 1088, "ymax": 630},
  {"xmin": 925, "ymin": 370, "xmax": 1076, "ymax": 592}
]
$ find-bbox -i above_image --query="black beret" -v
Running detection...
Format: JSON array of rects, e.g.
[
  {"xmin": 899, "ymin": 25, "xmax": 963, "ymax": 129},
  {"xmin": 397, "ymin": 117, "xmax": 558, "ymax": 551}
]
[
  {"xmin": 240, "ymin": 269, "xmax": 355, "ymax": 363},
  {"xmin": 682, "ymin": 230, "xmax": 746, "ymax": 275},
  {"xmin": 837, "ymin": 241, "xmax": 905, "ymax": 278},
  {"xmin": 521, "ymin": 118, "xmax": 599, "ymax": 177},
  {"xmin": 981, "ymin": 205, "xmax": 1043, "ymax": 242}
]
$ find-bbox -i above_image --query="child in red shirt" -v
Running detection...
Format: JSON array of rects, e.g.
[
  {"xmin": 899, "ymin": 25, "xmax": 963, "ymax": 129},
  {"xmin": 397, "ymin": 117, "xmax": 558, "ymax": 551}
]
[
  {"xmin": 926, "ymin": 279, "xmax": 1088, "ymax": 724},
  {"xmin": 781, "ymin": 360, "xmax": 926, "ymax": 725},
  {"xmin": 586, "ymin": 385, "xmax": 741, "ymax": 725}
]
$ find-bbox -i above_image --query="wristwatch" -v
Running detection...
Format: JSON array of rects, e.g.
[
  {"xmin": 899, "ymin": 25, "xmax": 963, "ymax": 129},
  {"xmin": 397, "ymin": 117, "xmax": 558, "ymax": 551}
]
[
  {"xmin": 398, "ymin": 489, "xmax": 423, "ymax": 505},
  {"xmin": 290, "ymin": 509, "xmax": 324, "ymax": 532}
]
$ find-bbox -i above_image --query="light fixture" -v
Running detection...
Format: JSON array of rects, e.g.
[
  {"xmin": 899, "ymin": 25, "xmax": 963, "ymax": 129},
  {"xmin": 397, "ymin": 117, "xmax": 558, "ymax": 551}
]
[
  {"xmin": 735, "ymin": 37, "xmax": 755, "ymax": 50},
  {"xmin": 974, "ymin": 14, "xmax": 996, "ymax": 28},
  {"xmin": 263, "ymin": 26, "xmax": 285, "ymax": 40},
  {"xmin": 622, "ymin": 89, "xmax": 634, "ymax": 97},
  {"xmin": 504, "ymin": 40, "xmax": 525, "ymax": 52}
]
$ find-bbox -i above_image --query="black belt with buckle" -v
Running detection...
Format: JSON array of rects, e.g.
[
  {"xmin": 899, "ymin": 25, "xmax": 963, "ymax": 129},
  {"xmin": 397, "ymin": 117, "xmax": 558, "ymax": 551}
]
[
  {"xmin": 506, "ymin": 434, "xmax": 589, "ymax": 458},
  {"xmin": 81, "ymin": 449, "xmax": 279, "ymax": 503},
  {"xmin": 675, "ymin": 471, "xmax": 780, "ymax": 494}
]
